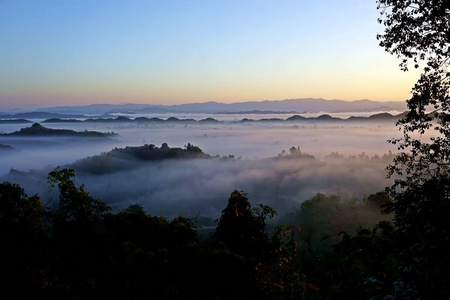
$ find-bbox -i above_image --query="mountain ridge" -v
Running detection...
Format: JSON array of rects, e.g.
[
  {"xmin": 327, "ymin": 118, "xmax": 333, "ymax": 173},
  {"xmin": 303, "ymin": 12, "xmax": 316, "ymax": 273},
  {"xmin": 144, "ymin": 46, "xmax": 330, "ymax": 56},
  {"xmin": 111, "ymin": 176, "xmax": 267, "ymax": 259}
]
[
  {"xmin": 0, "ymin": 111, "xmax": 408, "ymax": 126},
  {"xmin": 0, "ymin": 98, "xmax": 407, "ymax": 115}
]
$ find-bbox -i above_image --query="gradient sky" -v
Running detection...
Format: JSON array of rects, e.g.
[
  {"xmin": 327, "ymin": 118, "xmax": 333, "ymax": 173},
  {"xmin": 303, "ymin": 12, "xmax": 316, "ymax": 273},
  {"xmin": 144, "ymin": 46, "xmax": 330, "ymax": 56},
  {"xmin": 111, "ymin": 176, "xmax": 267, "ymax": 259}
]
[{"xmin": 0, "ymin": 0, "xmax": 422, "ymax": 109}]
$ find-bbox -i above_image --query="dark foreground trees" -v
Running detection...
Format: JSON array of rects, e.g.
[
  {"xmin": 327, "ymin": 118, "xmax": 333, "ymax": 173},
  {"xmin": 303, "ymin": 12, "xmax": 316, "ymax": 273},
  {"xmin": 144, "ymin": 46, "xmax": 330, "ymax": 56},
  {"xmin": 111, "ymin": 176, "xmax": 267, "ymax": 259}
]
[
  {"xmin": 214, "ymin": 190, "xmax": 303, "ymax": 298},
  {"xmin": 3, "ymin": 165, "xmax": 450, "ymax": 298},
  {"xmin": 377, "ymin": 1, "xmax": 450, "ymax": 242},
  {"xmin": 377, "ymin": 0, "xmax": 450, "ymax": 185},
  {"xmin": 0, "ymin": 170, "xmax": 305, "ymax": 299},
  {"xmin": 0, "ymin": 182, "xmax": 45, "ymax": 296},
  {"xmin": 375, "ymin": 1, "xmax": 450, "ymax": 297}
]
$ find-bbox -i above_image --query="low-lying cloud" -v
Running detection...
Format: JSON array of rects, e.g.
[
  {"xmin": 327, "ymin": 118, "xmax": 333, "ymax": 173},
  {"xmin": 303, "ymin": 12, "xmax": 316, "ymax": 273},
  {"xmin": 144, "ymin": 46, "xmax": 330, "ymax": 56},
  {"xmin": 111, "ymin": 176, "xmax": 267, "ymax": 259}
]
[{"xmin": 1, "ymin": 120, "xmax": 404, "ymax": 219}]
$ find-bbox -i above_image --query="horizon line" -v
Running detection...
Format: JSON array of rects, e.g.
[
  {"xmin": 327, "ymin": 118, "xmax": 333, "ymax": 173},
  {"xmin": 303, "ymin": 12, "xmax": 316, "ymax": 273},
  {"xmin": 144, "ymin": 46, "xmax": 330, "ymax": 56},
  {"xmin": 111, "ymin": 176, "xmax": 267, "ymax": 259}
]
[{"xmin": 1, "ymin": 97, "xmax": 407, "ymax": 111}]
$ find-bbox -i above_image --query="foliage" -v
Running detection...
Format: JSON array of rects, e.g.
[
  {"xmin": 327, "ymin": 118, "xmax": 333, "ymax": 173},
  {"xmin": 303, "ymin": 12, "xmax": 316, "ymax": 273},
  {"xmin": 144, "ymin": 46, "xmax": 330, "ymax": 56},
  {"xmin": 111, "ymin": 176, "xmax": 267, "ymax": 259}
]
[
  {"xmin": 0, "ymin": 182, "xmax": 44, "ymax": 234},
  {"xmin": 375, "ymin": 2, "xmax": 450, "ymax": 297},
  {"xmin": 184, "ymin": 142, "xmax": 203, "ymax": 153},
  {"xmin": 290, "ymin": 193, "xmax": 391, "ymax": 250},
  {"xmin": 48, "ymin": 168, "xmax": 111, "ymax": 224},
  {"xmin": 377, "ymin": 0, "xmax": 450, "ymax": 181},
  {"xmin": 289, "ymin": 190, "xmax": 447, "ymax": 298},
  {"xmin": 0, "ymin": 182, "xmax": 45, "ymax": 298},
  {"xmin": 214, "ymin": 190, "xmax": 304, "ymax": 298},
  {"xmin": 1, "ymin": 176, "xmax": 306, "ymax": 299},
  {"xmin": 377, "ymin": 0, "xmax": 449, "ymax": 72},
  {"xmin": 4, "ymin": 167, "xmax": 448, "ymax": 298},
  {"xmin": 299, "ymin": 221, "xmax": 398, "ymax": 299},
  {"xmin": 383, "ymin": 176, "xmax": 450, "ymax": 235},
  {"xmin": 377, "ymin": 0, "xmax": 450, "ymax": 234},
  {"xmin": 214, "ymin": 190, "xmax": 272, "ymax": 258},
  {"xmin": 71, "ymin": 143, "xmax": 209, "ymax": 174},
  {"xmin": 277, "ymin": 146, "xmax": 315, "ymax": 160}
]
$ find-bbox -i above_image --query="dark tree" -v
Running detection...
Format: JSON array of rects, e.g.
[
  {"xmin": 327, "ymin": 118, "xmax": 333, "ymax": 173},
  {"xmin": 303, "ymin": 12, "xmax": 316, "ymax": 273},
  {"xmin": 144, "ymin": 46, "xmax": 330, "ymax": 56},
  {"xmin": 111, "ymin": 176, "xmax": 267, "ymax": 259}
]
[
  {"xmin": 48, "ymin": 168, "xmax": 110, "ymax": 224},
  {"xmin": 184, "ymin": 142, "xmax": 203, "ymax": 153},
  {"xmin": 377, "ymin": 0, "xmax": 450, "ymax": 226},
  {"xmin": 377, "ymin": 0, "xmax": 450, "ymax": 180},
  {"xmin": 214, "ymin": 190, "xmax": 269, "ymax": 257},
  {"xmin": 214, "ymin": 190, "xmax": 304, "ymax": 298},
  {"xmin": 0, "ymin": 182, "xmax": 45, "ymax": 297},
  {"xmin": 0, "ymin": 182, "xmax": 44, "ymax": 235},
  {"xmin": 377, "ymin": 1, "xmax": 449, "ymax": 72},
  {"xmin": 377, "ymin": 2, "xmax": 450, "ymax": 297}
]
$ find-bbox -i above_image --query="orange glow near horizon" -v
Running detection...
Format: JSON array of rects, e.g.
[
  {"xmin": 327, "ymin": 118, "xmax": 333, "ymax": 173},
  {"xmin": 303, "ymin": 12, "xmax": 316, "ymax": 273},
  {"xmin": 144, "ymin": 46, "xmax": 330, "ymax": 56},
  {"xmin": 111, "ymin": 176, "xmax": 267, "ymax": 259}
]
[
  {"xmin": 0, "ymin": 1, "xmax": 423, "ymax": 109},
  {"xmin": 0, "ymin": 66, "xmax": 419, "ymax": 109}
]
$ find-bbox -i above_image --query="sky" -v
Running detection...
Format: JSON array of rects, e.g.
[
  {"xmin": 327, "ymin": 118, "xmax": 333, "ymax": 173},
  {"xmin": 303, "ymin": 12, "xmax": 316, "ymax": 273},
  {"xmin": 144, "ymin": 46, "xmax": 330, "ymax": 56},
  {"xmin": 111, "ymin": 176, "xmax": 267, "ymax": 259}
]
[{"xmin": 0, "ymin": 0, "xmax": 422, "ymax": 109}]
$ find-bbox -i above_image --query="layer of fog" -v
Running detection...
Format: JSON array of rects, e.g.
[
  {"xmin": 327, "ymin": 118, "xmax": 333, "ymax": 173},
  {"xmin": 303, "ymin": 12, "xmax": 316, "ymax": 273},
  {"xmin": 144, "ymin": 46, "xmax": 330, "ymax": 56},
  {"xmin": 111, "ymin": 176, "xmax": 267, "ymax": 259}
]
[
  {"xmin": 0, "ymin": 119, "xmax": 405, "ymax": 220},
  {"xmin": 82, "ymin": 154, "xmax": 396, "ymax": 219},
  {"xmin": 1, "ymin": 120, "xmax": 401, "ymax": 175}
]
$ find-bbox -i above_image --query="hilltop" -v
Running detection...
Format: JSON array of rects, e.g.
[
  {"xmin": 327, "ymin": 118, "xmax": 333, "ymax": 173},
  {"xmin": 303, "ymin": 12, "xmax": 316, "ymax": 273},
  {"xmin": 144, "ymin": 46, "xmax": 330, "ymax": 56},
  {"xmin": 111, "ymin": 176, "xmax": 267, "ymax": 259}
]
[
  {"xmin": 0, "ymin": 123, "xmax": 116, "ymax": 138},
  {"xmin": 70, "ymin": 143, "xmax": 210, "ymax": 174}
]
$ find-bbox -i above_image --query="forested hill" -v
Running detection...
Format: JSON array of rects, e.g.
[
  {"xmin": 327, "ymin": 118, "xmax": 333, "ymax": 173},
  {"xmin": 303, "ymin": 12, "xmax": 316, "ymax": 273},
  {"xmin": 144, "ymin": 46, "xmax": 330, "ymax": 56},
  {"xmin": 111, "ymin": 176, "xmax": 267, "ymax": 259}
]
[
  {"xmin": 70, "ymin": 143, "xmax": 210, "ymax": 174},
  {"xmin": 0, "ymin": 123, "xmax": 116, "ymax": 138}
]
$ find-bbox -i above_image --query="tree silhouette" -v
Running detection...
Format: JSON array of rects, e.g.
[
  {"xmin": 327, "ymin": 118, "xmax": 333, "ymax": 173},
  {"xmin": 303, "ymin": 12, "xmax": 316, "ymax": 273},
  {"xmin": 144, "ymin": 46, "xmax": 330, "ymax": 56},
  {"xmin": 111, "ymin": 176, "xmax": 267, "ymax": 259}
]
[
  {"xmin": 214, "ymin": 190, "xmax": 272, "ymax": 258},
  {"xmin": 0, "ymin": 182, "xmax": 45, "ymax": 297},
  {"xmin": 48, "ymin": 168, "xmax": 110, "ymax": 224},
  {"xmin": 377, "ymin": 2, "xmax": 450, "ymax": 297},
  {"xmin": 0, "ymin": 182, "xmax": 44, "ymax": 235},
  {"xmin": 377, "ymin": 0, "xmax": 450, "ymax": 228},
  {"xmin": 377, "ymin": 0, "xmax": 450, "ymax": 180}
]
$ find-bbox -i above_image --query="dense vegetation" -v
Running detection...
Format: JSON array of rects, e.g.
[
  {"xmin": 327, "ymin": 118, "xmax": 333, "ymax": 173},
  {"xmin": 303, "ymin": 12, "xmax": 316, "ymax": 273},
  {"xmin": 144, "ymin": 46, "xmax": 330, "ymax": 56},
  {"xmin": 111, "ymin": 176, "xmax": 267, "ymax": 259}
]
[
  {"xmin": 0, "ymin": 171, "xmax": 303, "ymax": 299},
  {"xmin": 1, "ymin": 164, "xmax": 449, "ymax": 299}
]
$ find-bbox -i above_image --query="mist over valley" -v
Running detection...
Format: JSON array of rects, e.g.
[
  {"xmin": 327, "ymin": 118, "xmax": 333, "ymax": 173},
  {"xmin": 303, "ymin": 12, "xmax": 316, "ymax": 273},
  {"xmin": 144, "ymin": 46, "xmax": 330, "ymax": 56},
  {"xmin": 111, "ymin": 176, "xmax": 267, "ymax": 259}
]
[{"xmin": 0, "ymin": 111, "xmax": 404, "ymax": 222}]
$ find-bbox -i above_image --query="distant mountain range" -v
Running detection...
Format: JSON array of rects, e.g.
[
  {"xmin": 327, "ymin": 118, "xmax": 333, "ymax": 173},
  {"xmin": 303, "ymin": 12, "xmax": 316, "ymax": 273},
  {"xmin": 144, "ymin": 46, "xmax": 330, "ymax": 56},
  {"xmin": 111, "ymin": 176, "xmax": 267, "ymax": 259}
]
[
  {"xmin": 163, "ymin": 98, "xmax": 407, "ymax": 114},
  {"xmin": 0, "ymin": 112, "xmax": 408, "ymax": 126},
  {"xmin": 0, "ymin": 98, "xmax": 407, "ymax": 116}
]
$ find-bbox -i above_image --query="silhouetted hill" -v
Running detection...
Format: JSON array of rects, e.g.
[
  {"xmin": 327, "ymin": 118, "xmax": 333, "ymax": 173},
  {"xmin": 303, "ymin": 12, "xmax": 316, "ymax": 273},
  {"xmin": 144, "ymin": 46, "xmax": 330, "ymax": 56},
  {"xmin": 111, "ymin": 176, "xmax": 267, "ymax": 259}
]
[
  {"xmin": 1, "ymin": 123, "xmax": 116, "ymax": 138},
  {"xmin": 315, "ymin": 114, "xmax": 335, "ymax": 120},
  {"xmin": 286, "ymin": 115, "xmax": 307, "ymax": 121},
  {"xmin": 0, "ymin": 119, "xmax": 32, "ymax": 124},
  {"xmin": 133, "ymin": 117, "xmax": 165, "ymax": 123},
  {"xmin": 0, "ymin": 111, "xmax": 409, "ymax": 125},
  {"xmin": 367, "ymin": 112, "xmax": 397, "ymax": 120},
  {"xmin": 347, "ymin": 112, "xmax": 401, "ymax": 122},
  {"xmin": 71, "ymin": 143, "xmax": 210, "ymax": 174},
  {"xmin": 42, "ymin": 118, "xmax": 83, "ymax": 123},
  {"xmin": 199, "ymin": 117, "xmax": 220, "ymax": 123}
]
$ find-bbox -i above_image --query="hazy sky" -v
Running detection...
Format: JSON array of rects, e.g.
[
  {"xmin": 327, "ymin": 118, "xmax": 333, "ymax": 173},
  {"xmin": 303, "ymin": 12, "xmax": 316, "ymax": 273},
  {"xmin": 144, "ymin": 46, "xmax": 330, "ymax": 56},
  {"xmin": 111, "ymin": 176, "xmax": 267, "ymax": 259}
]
[{"xmin": 0, "ymin": 0, "xmax": 421, "ymax": 109}]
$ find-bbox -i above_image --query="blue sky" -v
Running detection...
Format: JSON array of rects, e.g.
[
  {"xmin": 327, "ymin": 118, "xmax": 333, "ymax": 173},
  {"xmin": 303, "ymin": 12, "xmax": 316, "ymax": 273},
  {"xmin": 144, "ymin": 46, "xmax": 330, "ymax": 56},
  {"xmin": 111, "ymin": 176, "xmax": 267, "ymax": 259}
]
[{"xmin": 0, "ymin": 0, "xmax": 421, "ymax": 108}]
